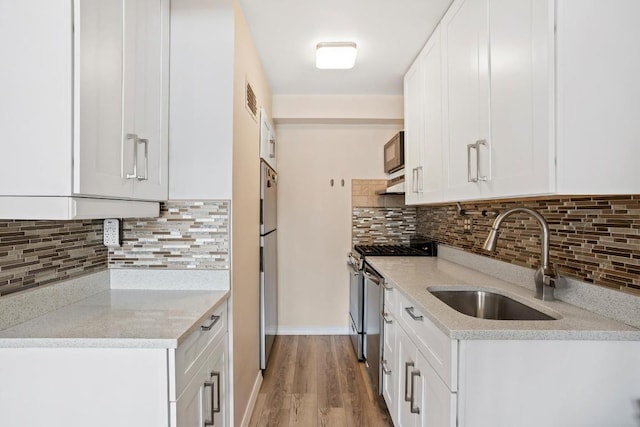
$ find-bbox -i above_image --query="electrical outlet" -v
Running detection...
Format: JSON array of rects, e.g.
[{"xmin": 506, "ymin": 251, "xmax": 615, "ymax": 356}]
[
  {"xmin": 103, "ymin": 219, "xmax": 121, "ymax": 247},
  {"xmin": 463, "ymin": 218, "xmax": 473, "ymax": 233}
]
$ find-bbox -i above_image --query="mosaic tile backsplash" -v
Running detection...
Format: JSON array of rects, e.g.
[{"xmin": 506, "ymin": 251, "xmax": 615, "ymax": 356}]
[
  {"xmin": 417, "ymin": 196, "xmax": 640, "ymax": 294},
  {"xmin": 0, "ymin": 220, "xmax": 107, "ymax": 296},
  {"xmin": 353, "ymin": 207, "xmax": 417, "ymax": 245},
  {"xmin": 109, "ymin": 200, "xmax": 230, "ymax": 269}
]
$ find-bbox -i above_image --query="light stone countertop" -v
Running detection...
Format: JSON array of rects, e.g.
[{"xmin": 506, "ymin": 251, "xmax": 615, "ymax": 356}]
[
  {"xmin": 0, "ymin": 289, "xmax": 229, "ymax": 349},
  {"xmin": 365, "ymin": 256, "xmax": 640, "ymax": 341}
]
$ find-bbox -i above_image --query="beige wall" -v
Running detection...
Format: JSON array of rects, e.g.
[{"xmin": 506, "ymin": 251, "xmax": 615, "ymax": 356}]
[
  {"xmin": 276, "ymin": 123, "xmax": 402, "ymax": 333},
  {"xmin": 231, "ymin": 0, "xmax": 272, "ymax": 424}
]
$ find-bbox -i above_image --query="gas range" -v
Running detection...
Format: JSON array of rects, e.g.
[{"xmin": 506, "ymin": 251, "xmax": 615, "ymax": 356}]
[{"xmin": 353, "ymin": 242, "xmax": 437, "ymax": 258}]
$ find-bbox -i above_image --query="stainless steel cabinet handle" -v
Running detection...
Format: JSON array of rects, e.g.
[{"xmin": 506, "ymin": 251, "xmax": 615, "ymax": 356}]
[
  {"xmin": 203, "ymin": 371, "xmax": 221, "ymax": 426},
  {"xmin": 383, "ymin": 312, "xmax": 393, "ymax": 324},
  {"xmin": 404, "ymin": 306, "xmax": 424, "ymax": 321},
  {"xmin": 416, "ymin": 166, "xmax": 424, "ymax": 193},
  {"xmin": 211, "ymin": 371, "xmax": 221, "ymax": 414},
  {"xmin": 475, "ymin": 139, "xmax": 488, "ymax": 182},
  {"xmin": 201, "ymin": 314, "xmax": 221, "ymax": 331},
  {"xmin": 404, "ymin": 361, "xmax": 414, "ymax": 402},
  {"xmin": 269, "ymin": 137, "xmax": 276, "ymax": 158},
  {"xmin": 467, "ymin": 143, "xmax": 478, "ymax": 183},
  {"xmin": 382, "ymin": 359, "xmax": 392, "ymax": 375},
  {"xmin": 126, "ymin": 133, "xmax": 139, "ymax": 179},
  {"xmin": 410, "ymin": 370, "xmax": 421, "ymax": 414},
  {"xmin": 203, "ymin": 379, "xmax": 215, "ymax": 426},
  {"xmin": 411, "ymin": 167, "xmax": 418, "ymax": 193},
  {"xmin": 137, "ymin": 138, "xmax": 149, "ymax": 181}
]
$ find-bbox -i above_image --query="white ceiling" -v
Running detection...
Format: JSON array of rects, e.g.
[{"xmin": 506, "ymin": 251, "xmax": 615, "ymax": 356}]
[{"xmin": 239, "ymin": 0, "xmax": 453, "ymax": 96}]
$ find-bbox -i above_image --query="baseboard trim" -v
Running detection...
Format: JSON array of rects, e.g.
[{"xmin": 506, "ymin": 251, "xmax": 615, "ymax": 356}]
[
  {"xmin": 277, "ymin": 327, "xmax": 350, "ymax": 335},
  {"xmin": 240, "ymin": 370, "xmax": 263, "ymax": 427}
]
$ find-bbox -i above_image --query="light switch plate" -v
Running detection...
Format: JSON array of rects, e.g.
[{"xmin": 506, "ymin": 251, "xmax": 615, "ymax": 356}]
[{"xmin": 103, "ymin": 219, "xmax": 121, "ymax": 247}]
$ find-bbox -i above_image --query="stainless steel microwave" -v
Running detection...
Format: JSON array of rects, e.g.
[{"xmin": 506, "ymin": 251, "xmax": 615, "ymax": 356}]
[{"xmin": 384, "ymin": 131, "xmax": 404, "ymax": 173}]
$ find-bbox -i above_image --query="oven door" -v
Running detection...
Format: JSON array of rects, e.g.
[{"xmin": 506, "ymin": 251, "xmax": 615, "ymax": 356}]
[
  {"xmin": 364, "ymin": 263, "xmax": 383, "ymax": 396},
  {"xmin": 348, "ymin": 261, "xmax": 365, "ymax": 361}
]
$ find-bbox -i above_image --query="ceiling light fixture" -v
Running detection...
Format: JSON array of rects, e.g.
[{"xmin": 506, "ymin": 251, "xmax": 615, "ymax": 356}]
[{"xmin": 315, "ymin": 41, "xmax": 358, "ymax": 69}]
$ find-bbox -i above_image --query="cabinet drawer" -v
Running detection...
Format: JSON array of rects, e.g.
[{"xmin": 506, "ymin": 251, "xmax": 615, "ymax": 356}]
[
  {"xmin": 395, "ymin": 290, "xmax": 457, "ymax": 391},
  {"xmin": 171, "ymin": 303, "xmax": 227, "ymax": 401}
]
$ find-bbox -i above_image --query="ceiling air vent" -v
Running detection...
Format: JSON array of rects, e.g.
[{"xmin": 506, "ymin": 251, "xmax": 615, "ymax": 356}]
[{"xmin": 245, "ymin": 79, "xmax": 258, "ymax": 121}]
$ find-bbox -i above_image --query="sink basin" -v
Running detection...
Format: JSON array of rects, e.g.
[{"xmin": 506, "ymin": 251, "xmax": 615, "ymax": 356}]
[{"xmin": 429, "ymin": 289, "xmax": 556, "ymax": 321}]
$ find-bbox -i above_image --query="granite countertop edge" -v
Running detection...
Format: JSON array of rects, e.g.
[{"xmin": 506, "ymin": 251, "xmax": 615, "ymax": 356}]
[
  {"xmin": 0, "ymin": 289, "xmax": 230, "ymax": 349},
  {"xmin": 365, "ymin": 256, "xmax": 640, "ymax": 341}
]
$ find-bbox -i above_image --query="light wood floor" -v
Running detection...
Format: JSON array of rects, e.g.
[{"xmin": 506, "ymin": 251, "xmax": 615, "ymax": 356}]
[{"xmin": 249, "ymin": 335, "xmax": 393, "ymax": 427}]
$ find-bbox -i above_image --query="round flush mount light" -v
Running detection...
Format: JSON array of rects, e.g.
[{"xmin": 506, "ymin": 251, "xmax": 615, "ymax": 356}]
[{"xmin": 315, "ymin": 41, "xmax": 358, "ymax": 69}]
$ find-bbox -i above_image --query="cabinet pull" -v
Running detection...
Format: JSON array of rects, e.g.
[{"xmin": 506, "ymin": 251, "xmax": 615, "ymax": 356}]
[
  {"xmin": 382, "ymin": 282, "xmax": 393, "ymax": 291},
  {"xmin": 382, "ymin": 359, "xmax": 392, "ymax": 375},
  {"xmin": 137, "ymin": 138, "xmax": 149, "ymax": 181},
  {"xmin": 404, "ymin": 361, "xmax": 414, "ymax": 402},
  {"xmin": 410, "ymin": 370, "xmax": 421, "ymax": 414},
  {"xmin": 125, "ymin": 133, "xmax": 139, "ymax": 179},
  {"xmin": 467, "ymin": 143, "xmax": 478, "ymax": 183},
  {"xmin": 404, "ymin": 306, "xmax": 424, "ymax": 321},
  {"xmin": 211, "ymin": 371, "xmax": 221, "ymax": 414},
  {"xmin": 269, "ymin": 137, "xmax": 276, "ymax": 158},
  {"xmin": 203, "ymin": 371, "xmax": 221, "ymax": 426},
  {"xmin": 201, "ymin": 314, "xmax": 221, "ymax": 331},
  {"xmin": 125, "ymin": 134, "xmax": 149, "ymax": 181},
  {"xmin": 383, "ymin": 313, "xmax": 393, "ymax": 324},
  {"xmin": 475, "ymin": 139, "xmax": 488, "ymax": 182},
  {"xmin": 416, "ymin": 166, "xmax": 423, "ymax": 193},
  {"xmin": 203, "ymin": 379, "xmax": 215, "ymax": 426}
]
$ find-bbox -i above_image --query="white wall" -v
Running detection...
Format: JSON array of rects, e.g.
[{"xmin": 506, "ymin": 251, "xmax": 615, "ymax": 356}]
[{"xmin": 276, "ymin": 123, "xmax": 402, "ymax": 333}]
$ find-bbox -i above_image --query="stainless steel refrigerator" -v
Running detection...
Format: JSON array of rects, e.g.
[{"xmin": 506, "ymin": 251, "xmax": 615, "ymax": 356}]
[{"xmin": 260, "ymin": 160, "xmax": 277, "ymax": 370}]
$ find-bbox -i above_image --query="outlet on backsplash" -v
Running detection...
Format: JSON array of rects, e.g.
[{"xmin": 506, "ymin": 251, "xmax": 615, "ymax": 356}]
[{"xmin": 463, "ymin": 218, "xmax": 473, "ymax": 233}]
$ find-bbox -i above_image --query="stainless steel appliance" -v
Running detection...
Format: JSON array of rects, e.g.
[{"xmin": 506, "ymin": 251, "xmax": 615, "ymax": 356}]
[
  {"xmin": 260, "ymin": 160, "xmax": 277, "ymax": 370},
  {"xmin": 363, "ymin": 262, "xmax": 384, "ymax": 397},
  {"xmin": 347, "ymin": 242, "xmax": 437, "ymax": 395},
  {"xmin": 383, "ymin": 131, "xmax": 405, "ymax": 174},
  {"xmin": 347, "ymin": 251, "xmax": 365, "ymax": 361}
]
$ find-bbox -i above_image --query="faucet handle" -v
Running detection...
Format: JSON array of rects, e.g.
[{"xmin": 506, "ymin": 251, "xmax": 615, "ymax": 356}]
[{"xmin": 543, "ymin": 274, "xmax": 556, "ymax": 288}]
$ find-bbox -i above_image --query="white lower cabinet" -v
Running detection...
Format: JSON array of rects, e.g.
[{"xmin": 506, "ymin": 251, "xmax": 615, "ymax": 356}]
[
  {"xmin": 395, "ymin": 320, "xmax": 456, "ymax": 427},
  {"xmin": 0, "ymin": 302, "xmax": 229, "ymax": 427},
  {"xmin": 381, "ymin": 310, "xmax": 397, "ymax": 423},
  {"xmin": 173, "ymin": 337, "xmax": 227, "ymax": 427},
  {"xmin": 382, "ymin": 287, "xmax": 640, "ymax": 426}
]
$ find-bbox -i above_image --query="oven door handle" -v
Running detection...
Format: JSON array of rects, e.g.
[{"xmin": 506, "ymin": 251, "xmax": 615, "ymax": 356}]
[{"xmin": 363, "ymin": 270, "xmax": 384, "ymax": 286}]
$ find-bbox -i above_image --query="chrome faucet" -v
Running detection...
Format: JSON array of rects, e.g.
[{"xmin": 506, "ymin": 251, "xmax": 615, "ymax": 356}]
[{"xmin": 483, "ymin": 207, "xmax": 557, "ymax": 301}]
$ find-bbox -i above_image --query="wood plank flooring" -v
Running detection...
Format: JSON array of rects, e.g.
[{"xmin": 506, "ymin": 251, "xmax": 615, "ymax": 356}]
[{"xmin": 249, "ymin": 336, "xmax": 392, "ymax": 427}]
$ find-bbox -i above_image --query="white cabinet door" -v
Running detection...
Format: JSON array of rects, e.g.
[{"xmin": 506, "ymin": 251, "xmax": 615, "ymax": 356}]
[
  {"xmin": 174, "ymin": 335, "xmax": 228, "ymax": 427},
  {"xmin": 208, "ymin": 338, "xmax": 227, "ymax": 427},
  {"xmin": 486, "ymin": 0, "xmax": 553, "ymax": 198},
  {"xmin": 415, "ymin": 350, "xmax": 457, "ymax": 427},
  {"xmin": 441, "ymin": 0, "xmax": 491, "ymax": 201},
  {"xmin": 421, "ymin": 26, "xmax": 444, "ymax": 203},
  {"xmin": 74, "ymin": 0, "xmax": 131, "ymax": 199},
  {"xmin": 382, "ymin": 311, "xmax": 397, "ymax": 424},
  {"xmin": 396, "ymin": 326, "xmax": 418, "ymax": 427},
  {"xmin": 75, "ymin": 0, "xmax": 168, "ymax": 201},
  {"xmin": 124, "ymin": 0, "xmax": 169, "ymax": 200},
  {"xmin": 403, "ymin": 54, "xmax": 425, "ymax": 206}
]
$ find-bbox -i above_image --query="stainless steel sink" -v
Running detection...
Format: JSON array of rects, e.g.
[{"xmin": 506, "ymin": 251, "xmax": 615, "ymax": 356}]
[{"xmin": 429, "ymin": 290, "xmax": 556, "ymax": 321}]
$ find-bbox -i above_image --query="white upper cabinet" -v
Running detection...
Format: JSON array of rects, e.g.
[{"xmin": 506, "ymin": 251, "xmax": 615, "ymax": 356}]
[
  {"xmin": 75, "ymin": 0, "xmax": 169, "ymax": 201},
  {"xmin": 404, "ymin": 53, "xmax": 426, "ymax": 205},
  {"xmin": 404, "ymin": 25, "xmax": 444, "ymax": 205},
  {"xmin": 405, "ymin": 0, "xmax": 640, "ymax": 204},
  {"xmin": 0, "ymin": 0, "xmax": 169, "ymax": 219},
  {"xmin": 441, "ymin": 0, "xmax": 491, "ymax": 201}
]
